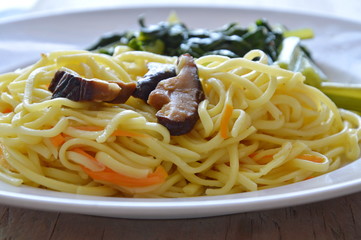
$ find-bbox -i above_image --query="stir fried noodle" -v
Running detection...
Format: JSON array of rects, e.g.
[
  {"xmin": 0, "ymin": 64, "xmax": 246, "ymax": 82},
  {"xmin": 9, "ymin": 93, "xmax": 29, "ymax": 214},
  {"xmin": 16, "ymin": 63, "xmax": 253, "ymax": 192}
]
[{"xmin": 0, "ymin": 48, "xmax": 360, "ymax": 197}]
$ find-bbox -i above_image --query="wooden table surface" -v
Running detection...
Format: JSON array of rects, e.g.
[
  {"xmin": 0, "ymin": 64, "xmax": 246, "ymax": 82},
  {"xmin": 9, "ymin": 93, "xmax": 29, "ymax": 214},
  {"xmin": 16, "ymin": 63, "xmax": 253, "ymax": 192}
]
[
  {"xmin": 1, "ymin": 1, "xmax": 361, "ymax": 239},
  {"xmin": 1, "ymin": 191, "xmax": 361, "ymax": 239}
]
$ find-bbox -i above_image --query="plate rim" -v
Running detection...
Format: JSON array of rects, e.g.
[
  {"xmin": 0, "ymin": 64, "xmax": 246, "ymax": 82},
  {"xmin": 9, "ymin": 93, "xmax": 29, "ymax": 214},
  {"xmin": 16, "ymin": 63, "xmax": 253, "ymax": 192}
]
[
  {"xmin": 1, "ymin": 4, "xmax": 361, "ymax": 26},
  {"xmin": 0, "ymin": 4, "xmax": 361, "ymax": 219}
]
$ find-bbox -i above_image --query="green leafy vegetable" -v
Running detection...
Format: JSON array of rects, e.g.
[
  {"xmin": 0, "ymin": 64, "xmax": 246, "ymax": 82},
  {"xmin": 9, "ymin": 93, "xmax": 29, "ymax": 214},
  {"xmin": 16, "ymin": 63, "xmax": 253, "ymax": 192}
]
[
  {"xmin": 276, "ymin": 36, "xmax": 361, "ymax": 113},
  {"xmin": 276, "ymin": 36, "xmax": 327, "ymax": 87},
  {"xmin": 87, "ymin": 17, "xmax": 361, "ymax": 113},
  {"xmin": 87, "ymin": 18, "xmax": 283, "ymax": 60},
  {"xmin": 319, "ymin": 83, "xmax": 361, "ymax": 112}
]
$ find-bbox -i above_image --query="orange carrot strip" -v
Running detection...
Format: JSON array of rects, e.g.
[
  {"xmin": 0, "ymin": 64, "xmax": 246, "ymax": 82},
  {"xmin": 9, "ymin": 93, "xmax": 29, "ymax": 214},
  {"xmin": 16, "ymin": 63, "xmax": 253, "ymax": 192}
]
[
  {"xmin": 73, "ymin": 147, "xmax": 167, "ymax": 187},
  {"xmin": 220, "ymin": 104, "xmax": 233, "ymax": 139},
  {"xmin": 50, "ymin": 133, "xmax": 65, "ymax": 147},
  {"xmin": 71, "ymin": 148, "xmax": 106, "ymax": 171},
  {"xmin": 248, "ymin": 152, "xmax": 258, "ymax": 158},
  {"xmin": 74, "ymin": 126, "xmax": 147, "ymax": 138},
  {"xmin": 1, "ymin": 108, "xmax": 12, "ymax": 114},
  {"xmin": 62, "ymin": 133, "xmax": 71, "ymax": 138},
  {"xmin": 305, "ymin": 176, "xmax": 315, "ymax": 180},
  {"xmin": 297, "ymin": 154, "xmax": 324, "ymax": 163},
  {"xmin": 82, "ymin": 166, "xmax": 167, "ymax": 188}
]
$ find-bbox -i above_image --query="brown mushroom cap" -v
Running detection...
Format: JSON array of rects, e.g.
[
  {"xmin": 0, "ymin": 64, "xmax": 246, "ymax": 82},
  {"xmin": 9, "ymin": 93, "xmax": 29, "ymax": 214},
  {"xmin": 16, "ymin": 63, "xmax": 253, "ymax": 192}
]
[
  {"xmin": 148, "ymin": 54, "xmax": 204, "ymax": 135},
  {"xmin": 49, "ymin": 68, "xmax": 135, "ymax": 104},
  {"xmin": 132, "ymin": 62, "xmax": 176, "ymax": 102}
]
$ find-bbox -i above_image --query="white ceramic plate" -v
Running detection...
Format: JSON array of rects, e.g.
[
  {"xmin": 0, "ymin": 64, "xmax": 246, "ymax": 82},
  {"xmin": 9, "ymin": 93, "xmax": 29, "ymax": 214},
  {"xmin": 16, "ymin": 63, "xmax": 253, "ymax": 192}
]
[{"xmin": 0, "ymin": 6, "xmax": 361, "ymax": 219}]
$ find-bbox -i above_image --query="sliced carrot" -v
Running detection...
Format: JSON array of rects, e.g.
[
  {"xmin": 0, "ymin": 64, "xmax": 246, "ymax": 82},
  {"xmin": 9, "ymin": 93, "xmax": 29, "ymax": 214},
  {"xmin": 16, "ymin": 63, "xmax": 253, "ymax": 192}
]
[
  {"xmin": 1, "ymin": 108, "xmax": 12, "ymax": 114},
  {"xmin": 260, "ymin": 155, "xmax": 274, "ymax": 159},
  {"xmin": 73, "ymin": 147, "xmax": 167, "ymax": 187},
  {"xmin": 82, "ymin": 165, "xmax": 167, "ymax": 188},
  {"xmin": 71, "ymin": 148, "xmax": 105, "ymax": 170},
  {"xmin": 248, "ymin": 152, "xmax": 258, "ymax": 158},
  {"xmin": 220, "ymin": 104, "xmax": 233, "ymax": 139},
  {"xmin": 62, "ymin": 133, "xmax": 71, "ymax": 138},
  {"xmin": 297, "ymin": 154, "xmax": 324, "ymax": 163},
  {"xmin": 148, "ymin": 165, "xmax": 168, "ymax": 179},
  {"xmin": 50, "ymin": 133, "xmax": 66, "ymax": 147},
  {"xmin": 73, "ymin": 126, "xmax": 147, "ymax": 138}
]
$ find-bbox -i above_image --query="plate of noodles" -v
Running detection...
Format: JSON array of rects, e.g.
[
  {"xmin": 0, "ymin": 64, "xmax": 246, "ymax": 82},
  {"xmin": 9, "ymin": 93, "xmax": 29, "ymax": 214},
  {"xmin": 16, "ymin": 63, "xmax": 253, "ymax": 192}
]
[{"xmin": 0, "ymin": 5, "xmax": 361, "ymax": 219}]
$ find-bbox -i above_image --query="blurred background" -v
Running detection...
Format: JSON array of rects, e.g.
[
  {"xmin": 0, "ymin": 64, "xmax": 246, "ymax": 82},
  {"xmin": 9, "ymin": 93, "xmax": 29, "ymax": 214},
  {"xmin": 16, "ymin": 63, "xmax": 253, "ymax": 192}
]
[{"xmin": 1, "ymin": 0, "xmax": 361, "ymax": 22}]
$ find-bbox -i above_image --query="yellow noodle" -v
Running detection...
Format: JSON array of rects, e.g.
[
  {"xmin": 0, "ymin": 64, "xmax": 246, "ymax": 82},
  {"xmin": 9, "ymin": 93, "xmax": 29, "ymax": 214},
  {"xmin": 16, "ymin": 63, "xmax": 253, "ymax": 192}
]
[{"xmin": 0, "ymin": 49, "xmax": 359, "ymax": 198}]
